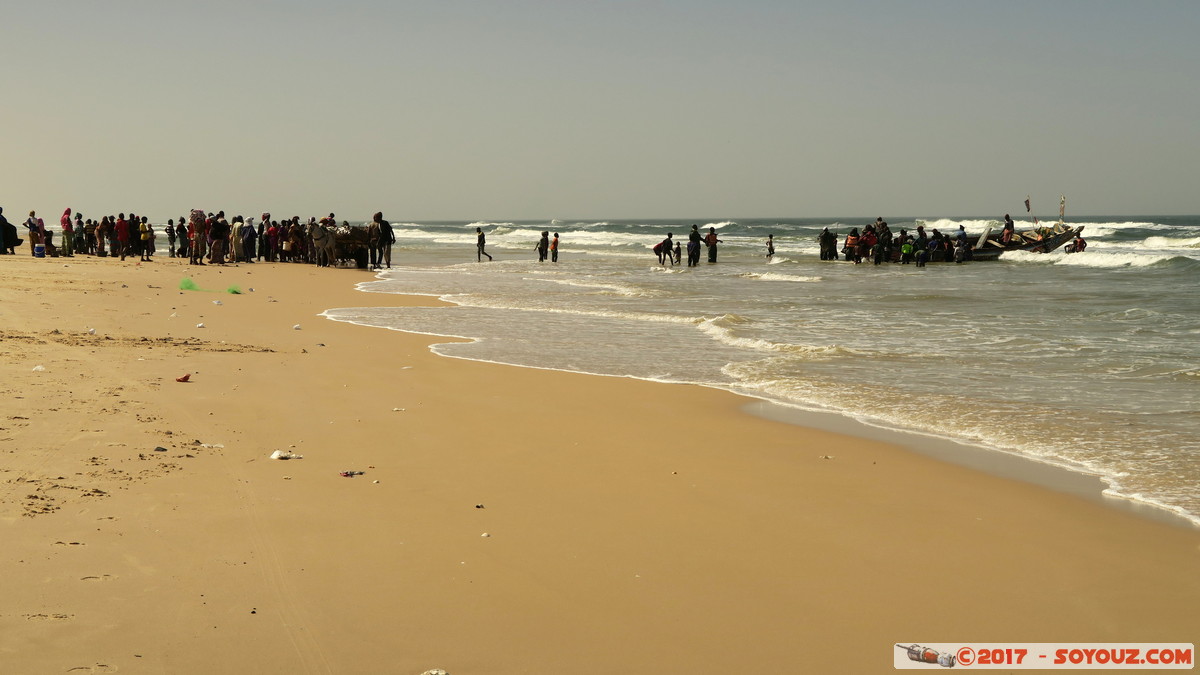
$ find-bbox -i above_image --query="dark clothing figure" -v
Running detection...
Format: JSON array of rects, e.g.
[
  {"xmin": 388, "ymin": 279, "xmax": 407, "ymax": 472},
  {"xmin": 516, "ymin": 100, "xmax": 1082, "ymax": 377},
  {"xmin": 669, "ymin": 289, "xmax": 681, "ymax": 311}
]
[
  {"xmin": 704, "ymin": 228, "xmax": 721, "ymax": 263},
  {"xmin": 242, "ymin": 221, "xmax": 258, "ymax": 261},
  {"xmin": 1001, "ymin": 215, "xmax": 1015, "ymax": 245},
  {"xmin": 376, "ymin": 214, "xmax": 394, "ymax": 268},
  {"xmin": 0, "ymin": 209, "xmax": 15, "ymax": 254},
  {"xmin": 476, "ymin": 227, "xmax": 492, "ymax": 261},
  {"xmin": 536, "ymin": 231, "xmax": 549, "ymax": 262},
  {"xmin": 687, "ymin": 225, "xmax": 703, "ymax": 266},
  {"xmin": 657, "ymin": 234, "xmax": 675, "ymax": 265},
  {"xmin": 818, "ymin": 228, "xmax": 837, "ymax": 260}
]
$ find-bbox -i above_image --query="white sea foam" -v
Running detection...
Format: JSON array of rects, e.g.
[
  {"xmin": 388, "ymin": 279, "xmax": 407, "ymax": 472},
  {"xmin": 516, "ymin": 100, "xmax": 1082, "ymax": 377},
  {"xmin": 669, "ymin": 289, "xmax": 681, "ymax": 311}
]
[
  {"xmin": 738, "ymin": 272, "xmax": 822, "ymax": 283},
  {"xmin": 1052, "ymin": 252, "xmax": 1179, "ymax": 268},
  {"xmin": 528, "ymin": 277, "xmax": 653, "ymax": 297}
]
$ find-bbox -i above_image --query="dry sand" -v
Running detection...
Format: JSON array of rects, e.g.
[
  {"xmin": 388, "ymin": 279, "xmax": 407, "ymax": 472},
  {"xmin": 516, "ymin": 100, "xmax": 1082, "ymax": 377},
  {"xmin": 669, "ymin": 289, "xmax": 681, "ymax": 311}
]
[{"xmin": 1, "ymin": 254, "xmax": 1197, "ymax": 674}]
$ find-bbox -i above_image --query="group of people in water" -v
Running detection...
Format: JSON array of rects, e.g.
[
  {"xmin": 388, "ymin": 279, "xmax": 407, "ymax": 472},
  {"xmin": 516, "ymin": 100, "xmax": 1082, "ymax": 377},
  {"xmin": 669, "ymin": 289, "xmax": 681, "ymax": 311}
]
[
  {"xmin": 817, "ymin": 218, "xmax": 975, "ymax": 266},
  {"xmin": 654, "ymin": 225, "xmax": 725, "ymax": 266}
]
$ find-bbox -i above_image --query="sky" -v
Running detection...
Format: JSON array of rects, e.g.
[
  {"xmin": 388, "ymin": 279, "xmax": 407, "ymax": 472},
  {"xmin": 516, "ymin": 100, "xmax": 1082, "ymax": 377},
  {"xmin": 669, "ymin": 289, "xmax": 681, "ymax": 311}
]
[{"xmin": 3, "ymin": 0, "xmax": 1198, "ymax": 221}]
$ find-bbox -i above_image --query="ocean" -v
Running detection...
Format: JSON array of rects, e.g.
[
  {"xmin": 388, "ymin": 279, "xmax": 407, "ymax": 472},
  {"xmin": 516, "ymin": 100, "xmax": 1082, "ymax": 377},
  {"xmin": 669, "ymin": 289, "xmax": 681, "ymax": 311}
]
[{"xmin": 322, "ymin": 216, "xmax": 1200, "ymax": 527}]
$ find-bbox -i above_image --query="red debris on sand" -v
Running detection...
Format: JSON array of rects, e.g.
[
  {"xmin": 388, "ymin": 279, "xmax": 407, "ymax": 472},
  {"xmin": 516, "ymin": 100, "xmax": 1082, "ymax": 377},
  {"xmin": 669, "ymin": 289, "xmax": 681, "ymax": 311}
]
[{"xmin": 176, "ymin": 374, "xmax": 191, "ymax": 383}]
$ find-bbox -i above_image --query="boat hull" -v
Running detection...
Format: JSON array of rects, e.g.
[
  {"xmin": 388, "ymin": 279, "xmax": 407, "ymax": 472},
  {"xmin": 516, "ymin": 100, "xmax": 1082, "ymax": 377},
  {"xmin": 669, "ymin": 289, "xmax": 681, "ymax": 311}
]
[{"xmin": 969, "ymin": 223, "xmax": 1083, "ymax": 260}]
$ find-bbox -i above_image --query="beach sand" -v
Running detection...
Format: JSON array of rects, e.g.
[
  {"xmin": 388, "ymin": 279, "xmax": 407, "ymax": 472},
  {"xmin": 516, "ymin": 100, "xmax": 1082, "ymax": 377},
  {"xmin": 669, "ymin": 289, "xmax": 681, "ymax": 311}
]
[{"xmin": 1, "ymin": 254, "xmax": 1197, "ymax": 674}]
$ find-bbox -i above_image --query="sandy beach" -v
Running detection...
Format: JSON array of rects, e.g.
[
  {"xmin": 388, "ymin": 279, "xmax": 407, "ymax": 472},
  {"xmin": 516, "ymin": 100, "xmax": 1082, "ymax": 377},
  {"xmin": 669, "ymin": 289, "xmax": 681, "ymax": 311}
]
[{"xmin": 2, "ymin": 254, "xmax": 1197, "ymax": 674}]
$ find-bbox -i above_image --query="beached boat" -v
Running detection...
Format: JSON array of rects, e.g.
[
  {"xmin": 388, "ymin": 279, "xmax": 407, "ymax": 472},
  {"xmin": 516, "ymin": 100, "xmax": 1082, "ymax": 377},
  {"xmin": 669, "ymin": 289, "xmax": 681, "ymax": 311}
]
[{"xmin": 969, "ymin": 221, "xmax": 1084, "ymax": 260}]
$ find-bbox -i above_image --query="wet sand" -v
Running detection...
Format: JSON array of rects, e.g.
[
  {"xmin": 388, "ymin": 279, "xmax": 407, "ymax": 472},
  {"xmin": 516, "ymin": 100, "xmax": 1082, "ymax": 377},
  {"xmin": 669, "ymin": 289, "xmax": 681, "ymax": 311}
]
[{"xmin": 1, "ymin": 254, "xmax": 1197, "ymax": 674}]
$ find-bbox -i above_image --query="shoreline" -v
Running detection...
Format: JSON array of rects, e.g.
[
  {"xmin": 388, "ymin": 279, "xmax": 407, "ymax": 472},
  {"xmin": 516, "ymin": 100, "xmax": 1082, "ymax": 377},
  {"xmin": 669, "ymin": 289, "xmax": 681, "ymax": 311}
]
[
  {"xmin": 742, "ymin": 400, "xmax": 1199, "ymax": 530},
  {"xmin": 3, "ymin": 254, "xmax": 1198, "ymax": 674},
  {"xmin": 339, "ymin": 277, "xmax": 1200, "ymax": 531}
]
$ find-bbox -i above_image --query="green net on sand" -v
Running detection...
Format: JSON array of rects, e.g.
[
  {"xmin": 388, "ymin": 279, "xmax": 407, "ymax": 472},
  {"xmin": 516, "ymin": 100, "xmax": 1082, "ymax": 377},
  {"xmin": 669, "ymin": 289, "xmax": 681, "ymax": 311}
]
[{"xmin": 179, "ymin": 278, "xmax": 242, "ymax": 294}]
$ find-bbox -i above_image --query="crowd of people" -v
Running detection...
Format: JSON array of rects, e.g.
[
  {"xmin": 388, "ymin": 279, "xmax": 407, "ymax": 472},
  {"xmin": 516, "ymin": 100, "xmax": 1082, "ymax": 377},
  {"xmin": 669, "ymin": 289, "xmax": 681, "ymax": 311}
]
[
  {"xmin": 818, "ymin": 218, "xmax": 996, "ymax": 266},
  {"xmin": 824, "ymin": 218, "xmax": 977, "ymax": 266},
  {"xmin": 0, "ymin": 207, "xmax": 397, "ymax": 270},
  {"xmin": 3, "ymin": 208, "xmax": 1087, "ymax": 270}
]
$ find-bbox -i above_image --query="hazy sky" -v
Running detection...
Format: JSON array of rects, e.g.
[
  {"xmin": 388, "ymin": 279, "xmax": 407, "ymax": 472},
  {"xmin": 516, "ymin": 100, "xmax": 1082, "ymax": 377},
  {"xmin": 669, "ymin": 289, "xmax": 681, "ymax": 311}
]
[{"xmin": 4, "ymin": 1, "xmax": 1198, "ymax": 221}]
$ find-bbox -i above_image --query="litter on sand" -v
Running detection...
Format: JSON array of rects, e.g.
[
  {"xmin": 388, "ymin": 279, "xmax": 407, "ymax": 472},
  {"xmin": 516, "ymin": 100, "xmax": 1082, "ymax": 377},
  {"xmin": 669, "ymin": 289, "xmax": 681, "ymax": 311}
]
[
  {"xmin": 339, "ymin": 470, "xmax": 365, "ymax": 478},
  {"xmin": 270, "ymin": 450, "xmax": 303, "ymax": 460},
  {"xmin": 176, "ymin": 374, "xmax": 191, "ymax": 382}
]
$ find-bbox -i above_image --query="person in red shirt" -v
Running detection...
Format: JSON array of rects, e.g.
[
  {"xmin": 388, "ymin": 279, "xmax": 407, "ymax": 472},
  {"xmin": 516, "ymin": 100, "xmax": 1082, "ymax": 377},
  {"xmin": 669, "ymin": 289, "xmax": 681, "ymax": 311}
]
[
  {"xmin": 60, "ymin": 208, "xmax": 74, "ymax": 257},
  {"xmin": 115, "ymin": 214, "xmax": 130, "ymax": 261}
]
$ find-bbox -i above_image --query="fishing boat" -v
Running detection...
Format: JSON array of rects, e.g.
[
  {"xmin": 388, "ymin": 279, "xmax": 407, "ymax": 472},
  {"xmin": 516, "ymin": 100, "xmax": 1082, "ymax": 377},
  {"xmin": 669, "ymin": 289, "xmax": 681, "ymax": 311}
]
[{"xmin": 969, "ymin": 220, "xmax": 1084, "ymax": 260}]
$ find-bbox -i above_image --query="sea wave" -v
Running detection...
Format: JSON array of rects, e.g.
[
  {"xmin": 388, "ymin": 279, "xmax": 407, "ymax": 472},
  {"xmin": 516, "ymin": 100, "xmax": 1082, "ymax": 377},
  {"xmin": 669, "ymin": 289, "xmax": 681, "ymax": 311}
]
[
  {"xmin": 698, "ymin": 315, "xmax": 860, "ymax": 357},
  {"xmin": 738, "ymin": 272, "xmax": 822, "ymax": 283},
  {"xmin": 528, "ymin": 277, "xmax": 655, "ymax": 297}
]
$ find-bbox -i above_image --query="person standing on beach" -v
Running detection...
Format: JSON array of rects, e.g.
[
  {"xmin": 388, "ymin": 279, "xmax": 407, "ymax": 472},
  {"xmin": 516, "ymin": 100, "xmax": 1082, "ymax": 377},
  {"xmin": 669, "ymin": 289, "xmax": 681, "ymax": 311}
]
[
  {"xmin": 367, "ymin": 216, "xmax": 381, "ymax": 269},
  {"xmin": 175, "ymin": 220, "xmax": 188, "ymax": 258},
  {"xmin": 704, "ymin": 227, "xmax": 722, "ymax": 263},
  {"xmin": 476, "ymin": 227, "xmax": 492, "ymax": 262},
  {"xmin": 95, "ymin": 217, "xmax": 107, "ymax": 256},
  {"xmin": 60, "ymin": 208, "xmax": 74, "ymax": 257},
  {"xmin": 25, "ymin": 211, "xmax": 40, "ymax": 256},
  {"xmin": 0, "ymin": 208, "xmax": 14, "ymax": 254},
  {"xmin": 536, "ymin": 231, "xmax": 549, "ymax": 262},
  {"xmin": 192, "ymin": 213, "xmax": 209, "ymax": 265},
  {"xmin": 765, "ymin": 234, "xmax": 775, "ymax": 260},
  {"xmin": 376, "ymin": 212, "xmax": 394, "ymax": 268},
  {"xmin": 115, "ymin": 214, "xmax": 130, "ymax": 261},
  {"xmin": 72, "ymin": 213, "xmax": 83, "ymax": 253},
  {"xmin": 258, "ymin": 213, "xmax": 269, "ymax": 261},
  {"xmin": 209, "ymin": 212, "xmax": 229, "ymax": 264},
  {"xmin": 242, "ymin": 217, "xmax": 258, "ymax": 262},
  {"xmin": 107, "ymin": 216, "xmax": 120, "ymax": 258},
  {"xmin": 0, "ymin": 207, "xmax": 13, "ymax": 254},
  {"xmin": 139, "ymin": 216, "xmax": 153, "ymax": 261},
  {"xmin": 550, "ymin": 232, "xmax": 559, "ymax": 262},
  {"xmin": 230, "ymin": 216, "xmax": 244, "ymax": 263}
]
